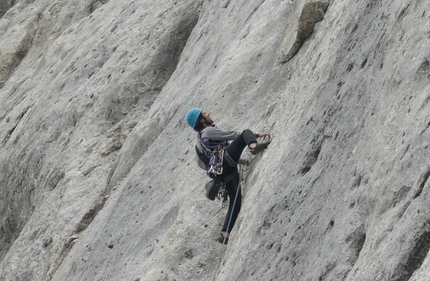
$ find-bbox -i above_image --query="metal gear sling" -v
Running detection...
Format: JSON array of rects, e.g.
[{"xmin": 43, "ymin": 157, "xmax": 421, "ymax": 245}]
[{"xmin": 197, "ymin": 133, "xmax": 229, "ymax": 178}]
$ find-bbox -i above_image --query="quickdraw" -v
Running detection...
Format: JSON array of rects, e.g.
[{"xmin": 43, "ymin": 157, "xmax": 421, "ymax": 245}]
[
  {"xmin": 197, "ymin": 134, "xmax": 229, "ymax": 178},
  {"xmin": 216, "ymin": 183, "xmax": 228, "ymax": 208},
  {"xmin": 207, "ymin": 149, "xmax": 224, "ymax": 176}
]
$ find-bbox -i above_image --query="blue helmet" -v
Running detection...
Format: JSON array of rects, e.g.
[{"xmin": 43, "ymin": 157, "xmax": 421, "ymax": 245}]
[{"xmin": 185, "ymin": 108, "xmax": 202, "ymax": 128}]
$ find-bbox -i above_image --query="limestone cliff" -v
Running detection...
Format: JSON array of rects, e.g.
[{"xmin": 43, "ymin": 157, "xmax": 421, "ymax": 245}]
[{"xmin": 0, "ymin": 0, "xmax": 429, "ymax": 280}]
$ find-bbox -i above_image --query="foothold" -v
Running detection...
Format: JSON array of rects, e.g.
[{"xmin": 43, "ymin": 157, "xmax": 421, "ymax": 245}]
[{"xmin": 43, "ymin": 237, "xmax": 53, "ymax": 248}]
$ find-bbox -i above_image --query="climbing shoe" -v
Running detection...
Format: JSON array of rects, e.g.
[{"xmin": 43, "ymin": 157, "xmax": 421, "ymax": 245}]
[
  {"xmin": 217, "ymin": 233, "xmax": 229, "ymax": 245},
  {"xmin": 250, "ymin": 141, "xmax": 271, "ymax": 155}
]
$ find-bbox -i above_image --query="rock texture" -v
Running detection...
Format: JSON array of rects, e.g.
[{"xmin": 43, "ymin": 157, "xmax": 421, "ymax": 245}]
[
  {"xmin": 279, "ymin": 1, "xmax": 329, "ymax": 63},
  {"xmin": 0, "ymin": 0, "xmax": 429, "ymax": 280}
]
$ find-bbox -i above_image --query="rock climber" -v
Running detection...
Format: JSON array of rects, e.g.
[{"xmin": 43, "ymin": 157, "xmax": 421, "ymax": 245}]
[{"xmin": 185, "ymin": 108, "xmax": 270, "ymax": 244}]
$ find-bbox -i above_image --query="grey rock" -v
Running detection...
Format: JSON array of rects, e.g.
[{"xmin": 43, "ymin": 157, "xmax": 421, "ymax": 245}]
[
  {"xmin": 0, "ymin": 0, "xmax": 429, "ymax": 280},
  {"xmin": 279, "ymin": 1, "xmax": 329, "ymax": 63}
]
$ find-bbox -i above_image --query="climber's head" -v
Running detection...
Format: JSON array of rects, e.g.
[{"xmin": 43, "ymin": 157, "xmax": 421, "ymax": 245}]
[{"xmin": 185, "ymin": 108, "xmax": 213, "ymax": 131}]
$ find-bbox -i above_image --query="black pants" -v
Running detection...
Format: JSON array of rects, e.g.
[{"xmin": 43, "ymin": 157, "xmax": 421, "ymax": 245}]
[{"xmin": 220, "ymin": 129, "xmax": 257, "ymax": 233}]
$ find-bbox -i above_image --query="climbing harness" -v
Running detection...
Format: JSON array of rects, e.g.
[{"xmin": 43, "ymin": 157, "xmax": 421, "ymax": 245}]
[{"xmin": 197, "ymin": 133, "xmax": 229, "ymax": 178}]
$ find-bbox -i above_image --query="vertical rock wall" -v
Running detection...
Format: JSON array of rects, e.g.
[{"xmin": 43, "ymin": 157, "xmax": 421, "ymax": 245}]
[{"xmin": 0, "ymin": 0, "xmax": 429, "ymax": 280}]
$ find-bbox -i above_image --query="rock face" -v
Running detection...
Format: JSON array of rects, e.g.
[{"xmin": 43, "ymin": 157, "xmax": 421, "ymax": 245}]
[
  {"xmin": 0, "ymin": 0, "xmax": 429, "ymax": 280},
  {"xmin": 279, "ymin": 1, "xmax": 329, "ymax": 63}
]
